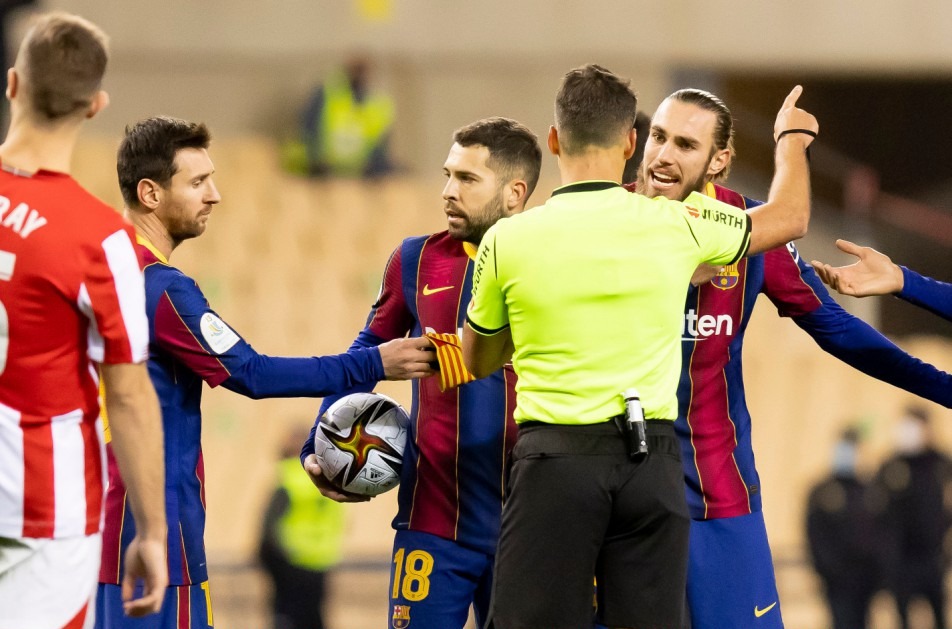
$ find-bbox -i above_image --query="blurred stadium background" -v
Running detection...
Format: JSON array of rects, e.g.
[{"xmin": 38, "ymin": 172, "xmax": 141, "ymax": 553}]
[{"xmin": 16, "ymin": 1, "xmax": 952, "ymax": 626}]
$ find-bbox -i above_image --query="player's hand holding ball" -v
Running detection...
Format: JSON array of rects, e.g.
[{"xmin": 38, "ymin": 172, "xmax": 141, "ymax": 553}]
[
  {"xmin": 303, "ymin": 454, "xmax": 371, "ymax": 503},
  {"xmin": 309, "ymin": 392, "xmax": 410, "ymax": 500}
]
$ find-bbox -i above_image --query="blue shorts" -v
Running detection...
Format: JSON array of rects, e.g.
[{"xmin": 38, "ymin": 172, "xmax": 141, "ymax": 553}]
[
  {"xmin": 95, "ymin": 581, "xmax": 214, "ymax": 629},
  {"xmin": 388, "ymin": 529, "xmax": 494, "ymax": 629},
  {"xmin": 686, "ymin": 511, "xmax": 783, "ymax": 629}
]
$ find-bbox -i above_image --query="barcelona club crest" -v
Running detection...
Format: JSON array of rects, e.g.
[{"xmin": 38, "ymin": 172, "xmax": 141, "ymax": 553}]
[
  {"xmin": 711, "ymin": 264, "xmax": 739, "ymax": 290},
  {"xmin": 392, "ymin": 604, "xmax": 411, "ymax": 628}
]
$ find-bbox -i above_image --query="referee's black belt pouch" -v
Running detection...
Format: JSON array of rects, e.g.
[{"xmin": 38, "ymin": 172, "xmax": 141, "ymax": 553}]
[{"xmin": 514, "ymin": 420, "xmax": 678, "ymax": 458}]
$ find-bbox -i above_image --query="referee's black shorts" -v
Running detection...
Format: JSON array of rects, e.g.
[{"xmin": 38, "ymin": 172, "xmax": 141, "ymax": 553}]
[{"xmin": 488, "ymin": 419, "xmax": 689, "ymax": 629}]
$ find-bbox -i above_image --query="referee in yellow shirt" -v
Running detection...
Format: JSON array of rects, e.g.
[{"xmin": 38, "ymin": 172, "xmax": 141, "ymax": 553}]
[{"xmin": 463, "ymin": 64, "xmax": 818, "ymax": 629}]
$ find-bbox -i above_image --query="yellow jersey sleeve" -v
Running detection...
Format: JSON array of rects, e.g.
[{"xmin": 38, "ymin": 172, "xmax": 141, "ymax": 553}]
[
  {"xmin": 680, "ymin": 191, "xmax": 752, "ymax": 266},
  {"xmin": 466, "ymin": 223, "xmax": 509, "ymax": 335}
]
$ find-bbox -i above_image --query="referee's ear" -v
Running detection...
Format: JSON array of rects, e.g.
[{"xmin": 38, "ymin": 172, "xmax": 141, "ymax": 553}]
[
  {"xmin": 623, "ymin": 127, "xmax": 637, "ymax": 160},
  {"xmin": 547, "ymin": 126, "xmax": 561, "ymax": 156}
]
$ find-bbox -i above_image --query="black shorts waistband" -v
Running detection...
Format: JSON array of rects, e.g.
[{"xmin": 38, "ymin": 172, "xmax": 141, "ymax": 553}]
[
  {"xmin": 514, "ymin": 419, "xmax": 679, "ymax": 458},
  {"xmin": 519, "ymin": 418, "xmax": 674, "ymax": 433}
]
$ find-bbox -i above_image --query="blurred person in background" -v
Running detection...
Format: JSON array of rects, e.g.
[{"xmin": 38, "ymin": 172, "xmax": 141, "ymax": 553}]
[
  {"xmin": 259, "ymin": 427, "xmax": 345, "ymax": 629},
  {"xmin": 811, "ymin": 239, "xmax": 952, "ymax": 323},
  {"xmin": 302, "ymin": 117, "xmax": 542, "ymax": 629},
  {"xmin": 806, "ymin": 427, "xmax": 885, "ymax": 629},
  {"xmin": 624, "ymin": 87, "xmax": 952, "ymax": 629},
  {"xmin": 97, "ymin": 116, "xmax": 435, "ymax": 629},
  {"xmin": 875, "ymin": 406, "xmax": 952, "ymax": 629},
  {"xmin": 283, "ymin": 55, "xmax": 395, "ymax": 178}
]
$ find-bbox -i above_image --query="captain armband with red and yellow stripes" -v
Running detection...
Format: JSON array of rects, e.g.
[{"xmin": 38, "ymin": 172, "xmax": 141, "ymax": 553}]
[{"xmin": 424, "ymin": 332, "xmax": 476, "ymax": 391}]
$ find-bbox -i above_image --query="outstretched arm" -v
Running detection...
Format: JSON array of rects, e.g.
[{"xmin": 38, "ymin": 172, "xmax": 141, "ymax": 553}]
[
  {"xmin": 810, "ymin": 239, "xmax": 904, "ymax": 297},
  {"xmin": 811, "ymin": 239, "xmax": 952, "ymax": 323},
  {"xmin": 745, "ymin": 86, "xmax": 819, "ymax": 255},
  {"xmin": 762, "ymin": 243, "xmax": 952, "ymax": 406},
  {"xmin": 796, "ymin": 305, "xmax": 952, "ymax": 408},
  {"xmin": 897, "ymin": 266, "xmax": 952, "ymax": 323},
  {"xmin": 221, "ymin": 336, "xmax": 435, "ymax": 399},
  {"xmin": 155, "ymin": 274, "xmax": 434, "ymax": 400}
]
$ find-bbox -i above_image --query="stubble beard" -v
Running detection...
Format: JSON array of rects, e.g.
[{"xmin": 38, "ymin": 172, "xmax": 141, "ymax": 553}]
[
  {"xmin": 450, "ymin": 194, "xmax": 507, "ymax": 246},
  {"xmin": 636, "ymin": 166, "xmax": 708, "ymax": 203}
]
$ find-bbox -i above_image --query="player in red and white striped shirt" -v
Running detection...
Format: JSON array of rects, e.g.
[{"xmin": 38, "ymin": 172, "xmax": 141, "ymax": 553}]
[{"xmin": 0, "ymin": 13, "xmax": 166, "ymax": 629}]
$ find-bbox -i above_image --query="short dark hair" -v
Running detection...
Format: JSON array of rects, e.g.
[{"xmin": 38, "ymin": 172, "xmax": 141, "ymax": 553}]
[
  {"xmin": 555, "ymin": 64, "xmax": 637, "ymax": 156},
  {"xmin": 452, "ymin": 117, "xmax": 542, "ymax": 199},
  {"xmin": 16, "ymin": 12, "xmax": 109, "ymax": 122},
  {"xmin": 666, "ymin": 88, "xmax": 735, "ymax": 181},
  {"xmin": 117, "ymin": 116, "xmax": 212, "ymax": 207}
]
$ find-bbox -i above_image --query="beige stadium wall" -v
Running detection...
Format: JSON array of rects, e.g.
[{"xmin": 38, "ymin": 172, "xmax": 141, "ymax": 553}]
[
  {"xmin": 38, "ymin": 0, "xmax": 952, "ymax": 68},
  {"xmin": 71, "ymin": 137, "xmax": 952, "ymax": 569},
  {"xmin": 25, "ymin": 0, "xmax": 952, "ymax": 182}
]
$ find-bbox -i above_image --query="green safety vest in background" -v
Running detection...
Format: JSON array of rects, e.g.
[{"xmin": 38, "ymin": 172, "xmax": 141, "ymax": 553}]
[
  {"xmin": 276, "ymin": 457, "xmax": 346, "ymax": 571},
  {"xmin": 318, "ymin": 71, "xmax": 394, "ymax": 175}
]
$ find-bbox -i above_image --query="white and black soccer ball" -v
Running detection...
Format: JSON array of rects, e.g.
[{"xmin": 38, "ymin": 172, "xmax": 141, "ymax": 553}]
[{"xmin": 313, "ymin": 392, "xmax": 409, "ymax": 497}]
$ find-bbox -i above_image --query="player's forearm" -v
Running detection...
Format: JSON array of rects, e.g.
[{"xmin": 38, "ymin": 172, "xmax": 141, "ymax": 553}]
[
  {"xmin": 462, "ymin": 322, "xmax": 512, "ymax": 379},
  {"xmin": 748, "ymin": 137, "xmax": 811, "ymax": 255},
  {"xmin": 899, "ymin": 267, "xmax": 952, "ymax": 323},
  {"xmin": 102, "ymin": 363, "xmax": 167, "ymax": 541},
  {"xmin": 798, "ymin": 307, "xmax": 952, "ymax": 408},
  {"xmin": 221, "ymin": 347, "xmax": 384, "ymax": 399}
]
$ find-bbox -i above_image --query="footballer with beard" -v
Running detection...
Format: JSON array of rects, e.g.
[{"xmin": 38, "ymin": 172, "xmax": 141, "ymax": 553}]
[
  {"xmin": 302, "ymin": 117, "xmax": 541, "ymax": 629},
  {"xmin": 629, "ymin": 88, "xmax": 952, "ymax": 629}
]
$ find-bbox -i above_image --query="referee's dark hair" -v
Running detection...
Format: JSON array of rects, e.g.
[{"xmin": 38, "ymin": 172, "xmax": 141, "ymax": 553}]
[
  {"xmin": 453, "ymin": 117, "xmax": 542, "ymax": 199},
  {"xmin": 117, "ymin": 116, "xmax": 212, "ymax": 208},
  {"xmin": 555, "ymin": 64, "xmax": 637, "ymax": 157},
  {"xmin": 667, "ymin": 88, "xmax": 736, "ymax": 181}
]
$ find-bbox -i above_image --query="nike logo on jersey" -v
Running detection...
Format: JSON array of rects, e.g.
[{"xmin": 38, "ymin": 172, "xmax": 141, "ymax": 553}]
[
  {"xmin": 422, "ymin": 284, "xmax": 455, "ymax": 296},
  {"xmin": 754, "ymin": 602, "xmax": 777, "ymax": 618}
]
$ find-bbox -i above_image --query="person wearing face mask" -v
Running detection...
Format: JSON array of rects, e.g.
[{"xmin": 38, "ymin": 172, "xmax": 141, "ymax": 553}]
[
  {"xmin": 806, "ymin": 428, "xmax": 885, "ymax": 629},
  {"xmin": 874, "ymin": 407, "xmax": 952, "ymax": 629}
]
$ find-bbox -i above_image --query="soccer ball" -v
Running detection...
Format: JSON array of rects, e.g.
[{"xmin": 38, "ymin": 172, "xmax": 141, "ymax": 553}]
[{"xmin": 313, "ymin": 392, "xmax": 409, "ymax": 497}]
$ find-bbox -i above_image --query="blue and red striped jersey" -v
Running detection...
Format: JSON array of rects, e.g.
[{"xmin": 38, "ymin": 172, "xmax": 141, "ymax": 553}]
[
  {"xmin": 677, "ymin": 184, "xmax": 952, "ymax": 521},
  {"xmin": 101, "ymin": 238, "xmax": 386, "ymax": 586},
  {"xmin": 306, "ymin": 231, "xmax": 518, "ymax": 555}
]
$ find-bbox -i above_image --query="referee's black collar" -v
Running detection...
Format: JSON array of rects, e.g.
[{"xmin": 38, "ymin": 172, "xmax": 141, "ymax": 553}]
[{"xmin": 550, "ymin": 180, "xmax": 621, "ymax": 197}]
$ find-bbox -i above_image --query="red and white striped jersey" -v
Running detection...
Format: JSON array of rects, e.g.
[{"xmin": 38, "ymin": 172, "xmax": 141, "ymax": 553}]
[{"xmin": 0, "ymin": 166, "xmax": 148, "ymax": 540}]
